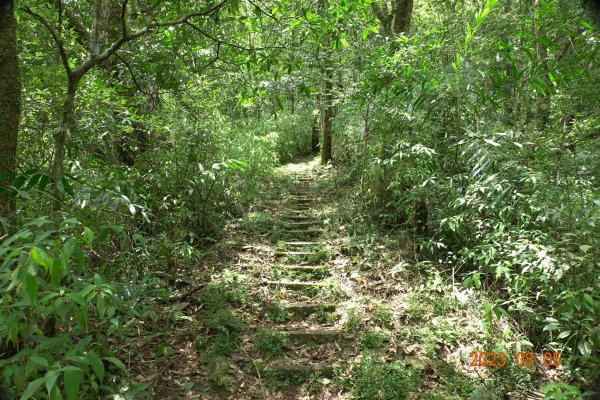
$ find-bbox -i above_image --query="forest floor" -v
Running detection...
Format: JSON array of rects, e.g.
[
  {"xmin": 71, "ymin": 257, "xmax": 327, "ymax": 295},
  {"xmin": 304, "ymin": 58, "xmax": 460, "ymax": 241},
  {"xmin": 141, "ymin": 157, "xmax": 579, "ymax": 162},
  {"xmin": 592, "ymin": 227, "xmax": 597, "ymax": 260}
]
[{"xmin": 126, "ymin": 158, "xmax": 556, "ymax": 400}]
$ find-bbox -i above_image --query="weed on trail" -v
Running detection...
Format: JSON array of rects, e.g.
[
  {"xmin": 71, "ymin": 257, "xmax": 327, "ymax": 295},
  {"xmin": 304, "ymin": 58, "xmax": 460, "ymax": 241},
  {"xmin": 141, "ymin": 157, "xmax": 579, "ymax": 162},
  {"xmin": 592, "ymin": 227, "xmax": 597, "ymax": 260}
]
[{"xmin": 349, "ymin": 355, "xmax": 421, "ymax": 400}]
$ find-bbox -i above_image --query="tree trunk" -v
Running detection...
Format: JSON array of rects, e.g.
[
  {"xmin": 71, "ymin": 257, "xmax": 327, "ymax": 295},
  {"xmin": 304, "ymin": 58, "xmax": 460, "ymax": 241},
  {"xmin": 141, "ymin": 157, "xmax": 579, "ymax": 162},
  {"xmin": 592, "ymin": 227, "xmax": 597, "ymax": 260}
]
[
  {"xmin": 52, "ymin": 75, "xmax": 81, "ymax": 209},
  {"xmin": 0, "ymin": 0, "xmax": 21, "ymax": 230},
  {"xmin": 393, "ymin": 0, "xmax": 413, "ymax": 33},
  {"xmin": 312, "ymin": 112, "xmax": 320, "ymax": 154},
  {"xmin": 321, "ymin": 70, "xmax": 333, "ymax": 164},
  {"xmin": 534, "ymin": 0, "xmax": 550, "ymax": 130}
]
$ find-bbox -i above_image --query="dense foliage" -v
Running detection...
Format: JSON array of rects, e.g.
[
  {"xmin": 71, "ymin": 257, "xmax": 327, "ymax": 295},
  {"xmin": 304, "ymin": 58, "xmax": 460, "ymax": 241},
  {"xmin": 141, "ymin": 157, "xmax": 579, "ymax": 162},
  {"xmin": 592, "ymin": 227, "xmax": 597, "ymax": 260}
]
[{"xmin": 0, "ymin": 0, "xmax": 598, "ymax": 398}]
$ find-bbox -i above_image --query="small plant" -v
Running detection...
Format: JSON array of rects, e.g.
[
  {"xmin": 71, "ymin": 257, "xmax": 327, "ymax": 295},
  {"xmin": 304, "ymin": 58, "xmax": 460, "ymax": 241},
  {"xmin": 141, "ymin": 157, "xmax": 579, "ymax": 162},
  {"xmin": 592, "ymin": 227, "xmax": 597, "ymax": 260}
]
[
  {"xmin": 265, "ymin": 302, "xmax": 290, "ymax": 323},
  {"xmin": 346, "ymin": 308, "xmax": 363, "ymax": 331},
  {"xmin": 221, "ymin": 269, "xmax": 249, "ymax": 305},
  {"xmin": 200, "ymin": 286, "xmax": 230, "ymax": 312},
  {"xmin": 359, "ymin": 330, "xmax": 388, "ymax": 350},
  {"xmin": 373, "ymin": 304, "xmax": 393, "ymax": 327},
  {"xmin": 265, "ymin": 370, "xmax": 292, "ymax": 392},
  {"xmin": 405, "ymin": 293, "xmax": 430, "ymax": 321},
  {"xmin": 238, "ymin": 212, "xmax": 275, "ymax": 236},
  {"xmin": 467, "ymin": 385, "xmax": 502, "ymax": 400},
  {"xmin": 350, "ymin": 355, "xmax": 421, "ymax": 400},
  {"xmin": 307, "ymin": 250, "xmax": 332, "ymax": 263},
  {"xmin": 204, "ymin": 356, "xmax": 233, "ymax": 389},
  {"xmin": 200, "ymin": 308, "xmax": 244, "ymax": 356},
  {"xmin": 255, "ymin": 329, "xmax": 288, "ymax": 356}
]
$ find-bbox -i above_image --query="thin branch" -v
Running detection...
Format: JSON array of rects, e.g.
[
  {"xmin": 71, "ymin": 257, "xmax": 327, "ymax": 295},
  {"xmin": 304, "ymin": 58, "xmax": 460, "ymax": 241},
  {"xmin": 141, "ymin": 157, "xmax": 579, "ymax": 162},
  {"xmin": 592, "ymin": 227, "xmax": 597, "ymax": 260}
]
[
  {"xmin": 167, "ymin": 283, "xmax": 207, "ymax": 303},
  {"xmin": 21, "ymin": 7, "xmax": 72, "ymax": 75},
  {"xmin": 185, "ymin": 20, "xmax": 285, "ymax": 51},
  {"xmin": 113, "ymin": 52, "xmax": 151, "ymax": 95},
  {"xmin": 247, "ymin": 0, "xmax": 280, "ymax": 22},
  {"xmin": 196, "ymin": 42, "xmax": 221, "ymax": 74},
  {"xmin": 75, "ymin": 0, "xmax": 229, "ymax": 78}
]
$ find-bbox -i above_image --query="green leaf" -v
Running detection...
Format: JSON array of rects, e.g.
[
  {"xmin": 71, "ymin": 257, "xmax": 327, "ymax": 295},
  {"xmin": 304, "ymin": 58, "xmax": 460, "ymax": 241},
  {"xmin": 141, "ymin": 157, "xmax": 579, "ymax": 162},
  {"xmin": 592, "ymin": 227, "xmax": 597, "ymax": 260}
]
[
  {"xmin": 44, "ymin": 369, "xmax": 59, "ymax": 396},
  {"xmin": 25, "ymin": 272, "xmax": 39, "ymax": 301},
  {"xmin": 576, "ymin": 18, "xmax": 592, "ymax": 29},
  {"xmin": 483, "ymin": 138, "xmax": 500, "ymax": 147},
  {"xmin": 83, "ymin": 227, "xmax": 94, "ymax": 246},
  {"xmin": 578, "ymin": 340, "xmax": 592, "ymax": 357},
  {"xmin": 64, "ymin": 368, "xmax": 83, "ymax": 400},
  {"xmin": 362, "ymin": 28, "xmax": 370, "ymax": 40},
  {"xmin": 473, "ymin": 273, "xmax": 481, "ymax": 289},
  {"xmin": 13, "ymin": 174, "xmax": 28, "ymax": 189},
  {"xmin": 340, "ymin": 37, "xmax": 349, "ymax": 48},
  {"xmin": 89, "ymin": 351, "xmax": 105, "ymax": 382},
  {"xmin": 66, "ymin": 292, "xmax": 86, "ymax": 307},
  {"xmin": 557, "ymin": 330, "xmax": 571, "ymax": 339},
  {"xmin": 103, "ymin": 356, "xmax": 127, "ymax": 371},
  {"xmin": 31, "ymin": 247, "xmax": 52, "ymax": 269},
  {"xmin": 20, "ymin": 377, "xmax": 45, "ymax": 400},
  {"xmin": 30, "ymin": 356, "xmax": 49, "ymax": 368},
  {"xmin": 61, "ymin": 176, "xmax": 75, "ymax": 197},
  {"xmin": 535, "ymin": 37, "xmax": 555, "ymax": 47}
]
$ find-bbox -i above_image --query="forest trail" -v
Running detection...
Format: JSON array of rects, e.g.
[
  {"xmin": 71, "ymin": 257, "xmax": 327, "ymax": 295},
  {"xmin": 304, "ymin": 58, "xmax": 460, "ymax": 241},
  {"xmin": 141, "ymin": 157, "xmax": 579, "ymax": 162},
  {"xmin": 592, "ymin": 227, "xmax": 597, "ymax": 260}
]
[
  {"xmin": 256, "ymin": 167, "xmax": 352, "ymax": 398},
  {"xmin": 128, "ymin": 158, "xmax": 555, "ymax": 400},
  {"xmin": 5, "ymin": 1, "xmax": 599, "ymax": 398},
  {"xmin": 168, "ymin": 158, "xmax": 555, "ymax": 400}
]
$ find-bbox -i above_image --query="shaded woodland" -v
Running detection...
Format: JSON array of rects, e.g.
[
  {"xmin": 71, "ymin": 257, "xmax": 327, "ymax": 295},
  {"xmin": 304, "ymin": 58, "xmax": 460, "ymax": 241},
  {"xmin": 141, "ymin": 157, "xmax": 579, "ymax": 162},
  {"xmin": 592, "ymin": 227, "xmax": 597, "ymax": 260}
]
[{"xmin": 1, "ymin": 0, "xmax": 599, "ymax": 399}]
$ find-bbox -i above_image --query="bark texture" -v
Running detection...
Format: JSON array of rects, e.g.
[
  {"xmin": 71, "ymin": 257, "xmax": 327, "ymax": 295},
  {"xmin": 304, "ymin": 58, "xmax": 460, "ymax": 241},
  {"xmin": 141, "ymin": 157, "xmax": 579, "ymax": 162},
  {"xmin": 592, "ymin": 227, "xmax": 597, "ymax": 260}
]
[
  {"xmin": 321, "ymin": 70, "xmax": 333, "ymax": 164},
  {"xmin": 0, "ymin": 0, "xmax": 21, "ymax": 228},
  {"xmin": 393, "ymin": 0, "xmax": 413, "ymax": 33},
  {"xmin": 372, "ymin": 0, "xmax": 414, "ymax": 35}
]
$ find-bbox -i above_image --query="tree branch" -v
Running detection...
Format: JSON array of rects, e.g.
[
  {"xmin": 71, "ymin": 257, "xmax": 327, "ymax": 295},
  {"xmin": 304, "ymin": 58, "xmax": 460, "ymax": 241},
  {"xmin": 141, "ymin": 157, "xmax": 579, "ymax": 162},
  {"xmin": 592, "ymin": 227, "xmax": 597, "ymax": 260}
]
[
  {"xmin": 185, "ymin": 21, "xmax": 284, "ymax": 51},
  {"xmin": 247, "ymin": 0, "xmax": 280, "ymax": 22},
  {"xmin": 196, "ymin": 42, "xmax": 221, "ymax": 74},
  {"xmin": 113, "ymin": 52, "xmax": 151, "ymax": 95},
  {"xmin": 21, "ymin": 7, "xmax": 72, "ymax": 75},
  {"xmin": 74, "ymin": 0, "xmax": 229, "ymax": 78}
]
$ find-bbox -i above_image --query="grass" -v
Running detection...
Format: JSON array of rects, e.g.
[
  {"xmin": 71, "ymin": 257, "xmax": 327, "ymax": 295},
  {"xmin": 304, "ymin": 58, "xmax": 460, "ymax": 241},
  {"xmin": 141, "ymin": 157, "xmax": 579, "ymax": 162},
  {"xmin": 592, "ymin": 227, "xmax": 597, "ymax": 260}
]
[
  {"xmin": 349, "ymin": 355, "xmax": 421, "ymax": 400},
  {"xmin": 359, "ymin": 330, "xmax": 389, "ymax": 350},
  {"xmin": 255, "ymin": 329, "xmax": 288, "ymax": 356},
  {"xmin": 265, "ymin": 302, "xmax": 290, "ymax": 323},
  {"xmin": 373, "ymin": 303, "xmax": 393, "ymax": 327}
]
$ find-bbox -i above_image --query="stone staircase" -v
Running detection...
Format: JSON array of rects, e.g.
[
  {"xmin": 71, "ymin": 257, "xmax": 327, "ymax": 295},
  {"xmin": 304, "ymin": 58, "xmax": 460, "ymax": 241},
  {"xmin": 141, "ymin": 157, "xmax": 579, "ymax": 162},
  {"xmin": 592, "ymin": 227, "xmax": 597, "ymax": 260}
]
[{"xmin": 258, "ymin": 174, "xmax": 350, "ymax": 388}]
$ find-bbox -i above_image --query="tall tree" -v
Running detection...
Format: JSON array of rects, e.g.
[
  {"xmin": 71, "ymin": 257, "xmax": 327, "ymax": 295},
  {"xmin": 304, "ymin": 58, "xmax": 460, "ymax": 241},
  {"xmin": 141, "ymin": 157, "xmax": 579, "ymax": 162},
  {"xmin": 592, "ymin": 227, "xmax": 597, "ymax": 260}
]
[
  {"xmin": 23, "ymin": 0, "xmax": 228, "ymax": 209},
  {"xmin": 0, "ymin": 0, "xmax": 21, "ymax": 231},
  {"xmin": 372, "ymin": 0, "xmax": 414, "ymax": 35},
  {"xmin": 321, "ymin": 66, "xmax": 333, "ymax": 163}
]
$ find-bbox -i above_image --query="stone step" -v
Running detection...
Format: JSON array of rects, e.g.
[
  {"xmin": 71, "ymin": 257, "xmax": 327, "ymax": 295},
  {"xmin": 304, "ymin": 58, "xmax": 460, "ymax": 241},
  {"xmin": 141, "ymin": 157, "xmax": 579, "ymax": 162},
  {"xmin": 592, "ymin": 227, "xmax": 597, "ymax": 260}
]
[
  {"xmin": 283, "ymin": 221, "xmax": 318, "ymax": 229},
  {"xmin": 282, "ymin": 241, "xmax": 319, "ymax": 246},
  {"xmin": 262, "ymin": 362, "xmax": 335, "ymax": 378},
  {"xmin": 282, "ymin": 302, "xmax": 336, "ymax": 317},
  {"xmin": 281, "ymin": 215, "xmax": 318, "ymax": 221},
  {"xmin": 267, "ymin": 280, "xmax": 324, "ymax": 290},
  {"xmin": 275, "ymin": 251, "xmax": 316, "ymax": 257},
  {"xmin": 289, "ymin": 198, "xmax": 312, "ymax": 203},
  {"xmin": 278, "ymin": 328, "xmax": 345, "ymax": 344},
  {"xmin": 289, "ymin": 205, "xmax": 312, "ymax": 210},
  {"xmin": 278, "ymin": 265, "xmax": 329, "ymax": 273},
  {"xmin": 263, "ymin": 360, "xmax": 334, "ymax": 378},
  {"xmin": 284, "ymin": 209, "xmax": 314, "ymax": 215},
  {"xmin": 284, "ymin": 229, "xmax": 322, "ymax": 236},
  {"xmin": 274, "ymin": 265, "xmax": 330, "ymax": 279}
]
